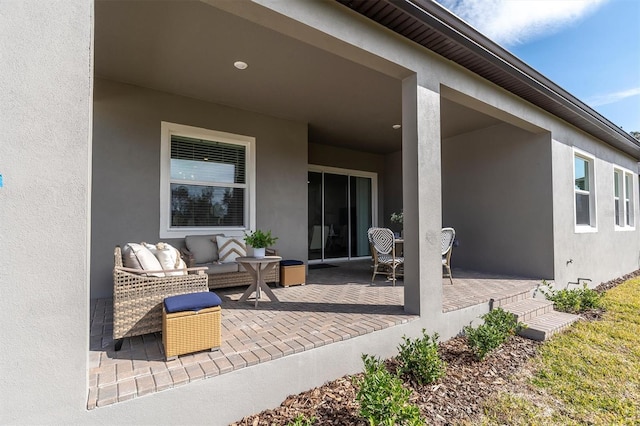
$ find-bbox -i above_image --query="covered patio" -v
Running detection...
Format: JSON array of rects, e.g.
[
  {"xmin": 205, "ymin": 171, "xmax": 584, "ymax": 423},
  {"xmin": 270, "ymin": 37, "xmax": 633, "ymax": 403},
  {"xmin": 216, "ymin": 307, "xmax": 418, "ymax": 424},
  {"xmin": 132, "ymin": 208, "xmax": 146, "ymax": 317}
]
[{"xmin": 88, "ymin": 261, "xmax": 539, "ymax": 409}]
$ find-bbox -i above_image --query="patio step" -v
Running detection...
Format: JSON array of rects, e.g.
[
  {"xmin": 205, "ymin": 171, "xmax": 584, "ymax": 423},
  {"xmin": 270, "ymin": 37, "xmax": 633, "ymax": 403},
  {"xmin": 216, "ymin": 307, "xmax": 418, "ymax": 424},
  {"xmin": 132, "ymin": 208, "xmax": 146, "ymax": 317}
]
[
  {"xmin": 517, "ymin": 311, "xmax": 580, "ymax": 341},
  {"xmin": 502, "ymin": 298, "xmax": 554, "ymax": 322},
  {"xmin": 491, "ymin": 288, "xmax": 535, "ymax": 309},
  {"xmin": 502, "ymin": 298, "xmax": 580, "ymax": 341}
]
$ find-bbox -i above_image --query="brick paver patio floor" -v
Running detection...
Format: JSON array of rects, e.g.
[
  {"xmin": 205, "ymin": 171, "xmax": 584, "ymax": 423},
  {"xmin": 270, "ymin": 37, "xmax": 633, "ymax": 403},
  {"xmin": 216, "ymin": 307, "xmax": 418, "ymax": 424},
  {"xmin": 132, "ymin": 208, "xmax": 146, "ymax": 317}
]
[{"xmin": 88, "ymin": 260, "xmax": 539, "ymax": 409}]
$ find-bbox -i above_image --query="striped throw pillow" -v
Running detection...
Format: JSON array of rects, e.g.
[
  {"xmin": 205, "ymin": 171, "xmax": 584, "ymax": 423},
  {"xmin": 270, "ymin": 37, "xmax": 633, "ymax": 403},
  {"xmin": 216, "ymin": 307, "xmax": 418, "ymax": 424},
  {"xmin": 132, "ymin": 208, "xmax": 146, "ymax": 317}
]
[{"xmin": 216, "ymin": 236, "xmax": 246, "ymax": 263}]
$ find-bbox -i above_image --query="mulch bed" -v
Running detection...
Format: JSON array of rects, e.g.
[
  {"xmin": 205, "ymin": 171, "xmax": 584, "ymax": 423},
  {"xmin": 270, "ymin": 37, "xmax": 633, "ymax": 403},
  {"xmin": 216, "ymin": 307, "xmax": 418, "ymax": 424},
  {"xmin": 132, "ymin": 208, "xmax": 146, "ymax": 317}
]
[
  {"xmin": 230, "ymin": 336, "xmax": 541, "ymax": 425},
  {"xmin": 230, "ymin": 271, "xmax": 637, "ymax": 425},
  {"xmin": 595, "ymin": 269, "xmax": 640, "ymax": 293}
]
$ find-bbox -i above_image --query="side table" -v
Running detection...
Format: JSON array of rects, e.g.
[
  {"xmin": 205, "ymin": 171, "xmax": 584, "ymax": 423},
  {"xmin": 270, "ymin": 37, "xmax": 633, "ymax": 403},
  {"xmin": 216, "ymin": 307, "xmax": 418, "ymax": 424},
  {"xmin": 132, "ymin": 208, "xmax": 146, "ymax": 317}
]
[{"xmin": 236, "ymin": 256, "xmax": 282, "ymax": 307}]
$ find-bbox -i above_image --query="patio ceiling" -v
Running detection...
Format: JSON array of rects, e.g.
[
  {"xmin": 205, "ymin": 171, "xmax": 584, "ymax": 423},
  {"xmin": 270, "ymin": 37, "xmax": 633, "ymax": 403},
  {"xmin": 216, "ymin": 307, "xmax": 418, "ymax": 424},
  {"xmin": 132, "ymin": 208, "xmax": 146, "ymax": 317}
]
[{"xmin": 95, "ymin": 0, "xmax": 502, "ymax": 154}]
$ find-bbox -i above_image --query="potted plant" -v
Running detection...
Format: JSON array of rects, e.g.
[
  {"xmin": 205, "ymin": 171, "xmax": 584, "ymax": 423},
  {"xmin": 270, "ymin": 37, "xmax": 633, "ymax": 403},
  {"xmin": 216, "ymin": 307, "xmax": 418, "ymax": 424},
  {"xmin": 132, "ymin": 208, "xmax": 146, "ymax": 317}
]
[
  {"xmin": 243, "ymin": 229, "xmax": 278, "ymax": 258},
  {"xmin": 390, "ymin": 210, "xmax": 403, "ymax": 237},
  {"xmin": 390, "ymin": 211, "xmax": 403, "ymax": 225}
]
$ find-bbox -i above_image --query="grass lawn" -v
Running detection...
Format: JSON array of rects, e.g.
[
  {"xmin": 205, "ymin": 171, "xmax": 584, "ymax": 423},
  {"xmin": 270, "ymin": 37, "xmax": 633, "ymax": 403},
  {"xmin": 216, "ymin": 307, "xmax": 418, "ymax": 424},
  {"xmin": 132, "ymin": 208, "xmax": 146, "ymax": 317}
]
[{"xmin": 481, "ymin": 277, "xmax": 640, "ymax": 425}]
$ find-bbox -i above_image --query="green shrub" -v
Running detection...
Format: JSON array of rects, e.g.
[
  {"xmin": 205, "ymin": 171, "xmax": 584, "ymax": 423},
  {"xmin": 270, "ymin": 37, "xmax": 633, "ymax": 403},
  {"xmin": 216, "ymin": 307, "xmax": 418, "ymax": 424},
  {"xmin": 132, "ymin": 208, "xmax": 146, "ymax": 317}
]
[
  {"xmin": 464, "ymin": 308, "xmax": 523, "ymax": 361},
  {"xmin": 397, "ymin": 330, "xmax": 446, "ymax": 385},
  {"xmin": 355, "ymin": 354, "xmax": 423, "ymax": 426},
  {"xmin": 287, "ymin": 413, "xmax": 316, "ymax": 426},
  {"xmin": 483, "ymin": 307, "xmax": 522, "ymax": 335},
  {"xmin": 465, "ymin": 322, "xmax": 506, "ymax": 361},
  {"xmin": 539, "ymin": 280, "xmax": 603, "ymax": 314}
]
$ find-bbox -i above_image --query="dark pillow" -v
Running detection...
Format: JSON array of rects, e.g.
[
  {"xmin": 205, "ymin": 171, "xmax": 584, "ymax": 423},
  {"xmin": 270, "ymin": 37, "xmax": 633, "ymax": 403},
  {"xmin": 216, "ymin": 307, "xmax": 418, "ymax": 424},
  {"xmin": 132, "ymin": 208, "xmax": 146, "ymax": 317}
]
[
  {"xmin": 280, "ymin": 259, "xmax": 304, "ymax": 266},
  {"xmin": 185, "ymin": 234, "xmax": 223, "ymax": 264}
]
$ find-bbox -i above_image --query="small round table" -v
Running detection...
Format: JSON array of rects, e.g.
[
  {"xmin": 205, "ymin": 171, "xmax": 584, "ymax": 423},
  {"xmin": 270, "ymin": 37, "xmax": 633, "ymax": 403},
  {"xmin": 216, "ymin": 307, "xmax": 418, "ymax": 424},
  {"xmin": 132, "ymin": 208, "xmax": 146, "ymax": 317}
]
[{"xmin": 236, "ymin": 256, "xmax": 282, "ymax": 307}]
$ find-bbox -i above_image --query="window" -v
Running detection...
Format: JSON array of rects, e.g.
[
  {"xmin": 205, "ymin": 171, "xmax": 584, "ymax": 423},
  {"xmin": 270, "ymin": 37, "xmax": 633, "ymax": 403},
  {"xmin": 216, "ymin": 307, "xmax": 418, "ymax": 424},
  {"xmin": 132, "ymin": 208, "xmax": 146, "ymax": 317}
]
[
  {"xmin": 574, "ymin": 150, "xmax": 596, "ymax": 231},
  {"xmin": 614, "ymin": 169, "xmax": 622, "ymax": 226},
  {"xmin": 160, "ymin": 122, "xmax": 255, "ymax": 238},
  {"xmin": 625, "ymin": 174, "xmax": 634, "ymax": 226},
  {"xmin": 614, "ymin": 167, "xmax": 635, "ymax": 230}
]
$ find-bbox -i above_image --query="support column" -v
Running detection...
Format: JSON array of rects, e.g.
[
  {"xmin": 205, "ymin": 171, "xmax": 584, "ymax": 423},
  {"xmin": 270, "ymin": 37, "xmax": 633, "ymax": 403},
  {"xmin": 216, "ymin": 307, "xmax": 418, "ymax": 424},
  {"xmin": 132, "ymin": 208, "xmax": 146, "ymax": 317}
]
[
  {"xmin": 0, "ymin": 1, "xmax": 93, "ymax": 422},
  {"xmin": 402, "ymin": 75, "xmax": 443, "ymax": 316}
]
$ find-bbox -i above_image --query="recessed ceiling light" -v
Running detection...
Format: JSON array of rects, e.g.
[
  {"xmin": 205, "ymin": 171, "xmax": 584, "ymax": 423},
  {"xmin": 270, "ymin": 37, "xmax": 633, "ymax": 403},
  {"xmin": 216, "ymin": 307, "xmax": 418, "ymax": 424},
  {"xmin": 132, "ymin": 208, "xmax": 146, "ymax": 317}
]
[
  {"xmin": 392, "ymin": 124, "xmax": 401, "ymax": 130},
  {"xmin": 234, "ymin": 61, "xmax": 248, "ymax": 70}
]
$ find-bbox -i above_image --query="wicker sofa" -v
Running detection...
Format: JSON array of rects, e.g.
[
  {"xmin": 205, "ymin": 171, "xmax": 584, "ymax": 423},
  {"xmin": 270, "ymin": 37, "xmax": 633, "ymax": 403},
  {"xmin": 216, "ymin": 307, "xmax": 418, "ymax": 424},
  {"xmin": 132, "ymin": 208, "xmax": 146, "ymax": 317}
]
[
  {"xmin": 112, "ymin": 245, "xmax": 208, "ymax": 350},
  {"xmin": 180, "ymin": 234, "xmax": 279, "ymax": 290}
]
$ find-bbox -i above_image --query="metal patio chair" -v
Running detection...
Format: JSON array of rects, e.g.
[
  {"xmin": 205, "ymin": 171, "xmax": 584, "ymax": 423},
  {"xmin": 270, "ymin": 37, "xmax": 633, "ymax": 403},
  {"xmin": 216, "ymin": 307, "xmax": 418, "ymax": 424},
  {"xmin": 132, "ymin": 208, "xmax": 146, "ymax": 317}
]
[
  {"xmin": 367, "ymin": 227, "xmax": 404, "ymax": 286},
  {"xmin": 442, "ymin": 227, "xmax": 456, "ymax": 284}
]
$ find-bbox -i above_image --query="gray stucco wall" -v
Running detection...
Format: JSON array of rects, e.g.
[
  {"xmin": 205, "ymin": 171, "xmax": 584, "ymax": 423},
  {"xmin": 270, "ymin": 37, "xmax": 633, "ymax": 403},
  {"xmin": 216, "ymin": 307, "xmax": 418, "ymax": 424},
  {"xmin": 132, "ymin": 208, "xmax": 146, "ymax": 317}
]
[
  {"xmin": 552, "ymin": 136, "xmax": 640, "ymax": 288},
  {"xmin": 308, "ymin": 142, "xmax": 385, "ymax": 174},
  {"xmin": 0, "ymin": 0, "xmax": 93, "ymax": 423},
  {"xmin": 92, "ymin": 79, "xmax": 308, "ymax": 298},
  {"xmin": 384, "ymin": 150, "xmax": 403, "ymax": 232},
  {"xmin": 442, "ymin": 123, "xmax": 555, "ymax": 279}
]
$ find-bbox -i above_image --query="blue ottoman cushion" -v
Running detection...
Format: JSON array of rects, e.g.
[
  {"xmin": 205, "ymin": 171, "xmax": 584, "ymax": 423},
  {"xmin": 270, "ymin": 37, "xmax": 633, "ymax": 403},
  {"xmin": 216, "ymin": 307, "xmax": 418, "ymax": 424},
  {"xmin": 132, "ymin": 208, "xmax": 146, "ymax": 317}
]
[
  {"xmin": 164, "ymin": 292, "xmax": 222, "ymax": 314},
  {"xmin": 280, "ymin": 259, "xmax": 304, "ymax": 266}
]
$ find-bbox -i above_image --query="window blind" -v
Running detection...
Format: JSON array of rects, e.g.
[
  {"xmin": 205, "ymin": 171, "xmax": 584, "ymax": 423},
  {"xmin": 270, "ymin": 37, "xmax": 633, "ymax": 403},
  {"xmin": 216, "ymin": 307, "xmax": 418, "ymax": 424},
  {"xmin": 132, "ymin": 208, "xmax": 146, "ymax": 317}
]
[{"xmin": 169, "ymin": 135, "xmax": 246, "ymax": 227}]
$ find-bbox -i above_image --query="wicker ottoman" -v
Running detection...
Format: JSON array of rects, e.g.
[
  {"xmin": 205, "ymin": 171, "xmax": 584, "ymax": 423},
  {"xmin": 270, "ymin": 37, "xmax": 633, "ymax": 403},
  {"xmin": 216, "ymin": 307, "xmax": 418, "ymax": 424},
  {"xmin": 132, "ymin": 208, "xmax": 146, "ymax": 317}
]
[
  {"xmin": 162, "ymin": 292, "xmax": 222, "ymax": 361},
  {"xmin": 280, "ymin": 260, "xmax": 306, "ymax": 287}
]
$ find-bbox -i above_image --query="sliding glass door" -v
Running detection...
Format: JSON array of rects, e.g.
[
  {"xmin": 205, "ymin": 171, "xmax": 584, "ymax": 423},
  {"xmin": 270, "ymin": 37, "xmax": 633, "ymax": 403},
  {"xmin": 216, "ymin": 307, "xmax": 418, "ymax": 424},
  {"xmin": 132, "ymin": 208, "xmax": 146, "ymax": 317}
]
[{"xmin": 308, "ymin": 167, "xmax": 376, "ymax": 261}]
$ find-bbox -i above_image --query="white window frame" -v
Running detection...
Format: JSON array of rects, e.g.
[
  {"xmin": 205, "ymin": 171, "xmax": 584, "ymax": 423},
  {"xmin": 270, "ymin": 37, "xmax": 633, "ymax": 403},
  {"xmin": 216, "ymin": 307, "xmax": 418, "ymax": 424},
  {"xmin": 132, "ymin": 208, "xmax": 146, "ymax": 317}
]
[
  {"xmin": 613, "ymin": 165, "xmax": 635, "ymax": 231},
  {"xmin": 625, "ymin": 173, "xmax": 635, "ymax": 228},
  {"xmin": 614, "ymin": 168, "xmax": 622, "ymax": 227},
  {"xmin": 159, "ymin": 121, "xmax": 256, "ymax": 239},
  {"xmin": 573, "ymin": 148, "xmax": 597, "ymax": 233}
]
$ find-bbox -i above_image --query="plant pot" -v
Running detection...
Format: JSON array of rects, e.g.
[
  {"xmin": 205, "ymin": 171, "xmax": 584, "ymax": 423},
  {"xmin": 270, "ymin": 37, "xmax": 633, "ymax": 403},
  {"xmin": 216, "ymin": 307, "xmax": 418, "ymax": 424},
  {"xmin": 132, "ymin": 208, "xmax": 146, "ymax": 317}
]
[{"xmin": 252, "ymin": 247, "xmax": 266, "ymax": 258}]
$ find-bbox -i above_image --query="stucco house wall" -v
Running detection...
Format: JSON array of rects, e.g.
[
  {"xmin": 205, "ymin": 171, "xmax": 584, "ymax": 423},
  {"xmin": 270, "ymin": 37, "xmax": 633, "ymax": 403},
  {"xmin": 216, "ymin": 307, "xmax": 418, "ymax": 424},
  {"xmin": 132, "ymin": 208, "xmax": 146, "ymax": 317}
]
[
  {"xmin": 91, "ymin": 78, "xmax": 309, "ymax": 298},
  {"xmin": 0, "ymin": 0, "xmax": 93, "ymax": 423},
  {"xmin": 552, "ymin": 136, "xmax": 640, "ymax": 288},
  {"xmin": 442, "ymin": 123, "xmax": 554, "ymax": 279},
  {"xmin": 384, "ymin": 150, "xmax": 404, "ymax": 232}
]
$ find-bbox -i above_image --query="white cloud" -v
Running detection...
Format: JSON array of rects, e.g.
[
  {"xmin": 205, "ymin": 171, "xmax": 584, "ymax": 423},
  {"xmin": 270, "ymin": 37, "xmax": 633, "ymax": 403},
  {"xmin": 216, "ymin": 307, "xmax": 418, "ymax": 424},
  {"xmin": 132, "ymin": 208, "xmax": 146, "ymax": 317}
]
[
  {"xmin": 586, "ymin": 87, "xmax": 640, "ymax": 107},
  {"xmin": 436, "ymin": 0, "xmax": 607, "ymax": 46}
]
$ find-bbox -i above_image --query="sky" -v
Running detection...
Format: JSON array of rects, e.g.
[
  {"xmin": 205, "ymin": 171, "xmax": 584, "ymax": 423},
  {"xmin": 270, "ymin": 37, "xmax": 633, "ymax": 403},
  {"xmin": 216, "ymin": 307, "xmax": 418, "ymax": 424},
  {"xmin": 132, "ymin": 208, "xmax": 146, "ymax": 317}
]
[{"xmin": 434, "ymin": 0, "xmax": 640, "ymax": 134}]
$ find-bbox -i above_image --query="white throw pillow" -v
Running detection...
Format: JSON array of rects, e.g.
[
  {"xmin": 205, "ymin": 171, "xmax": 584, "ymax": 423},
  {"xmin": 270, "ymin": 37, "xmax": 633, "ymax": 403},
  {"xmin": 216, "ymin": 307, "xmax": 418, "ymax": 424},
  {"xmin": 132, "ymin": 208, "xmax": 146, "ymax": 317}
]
[
  {"xmin": 154, "ymin": 242, "xmax": 187, "ymax": 276},
  {"xmin": 122, "ymin": 243, "xmax": 165, "ymax": 277},
  {"xmin": 216, "ymin": 236, "xmax": 246, "ymax": 264},
  {"xmin": 142, "ymin": 242, "xmax": 159, "ymax": 256}
]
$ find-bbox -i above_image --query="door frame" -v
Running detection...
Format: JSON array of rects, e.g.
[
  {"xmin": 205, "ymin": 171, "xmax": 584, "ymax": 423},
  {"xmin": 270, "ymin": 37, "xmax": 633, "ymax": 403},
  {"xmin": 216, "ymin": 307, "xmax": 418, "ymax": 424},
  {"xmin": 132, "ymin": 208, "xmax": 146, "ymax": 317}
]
[{"xmin": 308, "ymin": 164, "xmax": 378, "ymax": 263}]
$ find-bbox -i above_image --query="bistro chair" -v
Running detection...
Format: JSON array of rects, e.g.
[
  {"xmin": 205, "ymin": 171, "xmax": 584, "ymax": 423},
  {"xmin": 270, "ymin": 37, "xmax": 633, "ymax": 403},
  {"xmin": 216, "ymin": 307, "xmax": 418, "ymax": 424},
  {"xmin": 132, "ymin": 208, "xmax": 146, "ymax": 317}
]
[
  {"xmin": 367, "ymin": 227, "xmax": 404, "ymax": 286},
  {"xmin": 442, "ymin": 227, "xmax": 455, "ymax": 284}
]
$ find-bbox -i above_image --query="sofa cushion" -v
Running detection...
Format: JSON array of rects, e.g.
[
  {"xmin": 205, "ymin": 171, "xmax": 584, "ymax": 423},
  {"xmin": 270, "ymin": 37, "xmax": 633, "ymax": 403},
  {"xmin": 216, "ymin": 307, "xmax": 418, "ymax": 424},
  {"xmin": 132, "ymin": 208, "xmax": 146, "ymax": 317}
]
[
  {"xmin": 202, "ymin": 262, "xmax": 240, "ymax": 275},
  {"xmin": 122, "ymin": 243, "xmax": 143, "ymax": 270},
  {"xmin": 142, "ymin": 242, "xmax": 157, "ymax": 255},
  {"xmin": 185, "ymin": 234, "xmax": 223, "ymax": 264},
  {"xmin": 164, "ymin": 291, "xmax": 222, "ymax": 313},
  {"xmin": 154, "ymin": 242, "xmax": 187, "ymax": 276},
  {"xmin": 216, "ymin": 236, "xmax": 246, "ymax": 263},
  {"xmin": 122, "ymin": 243, "xmax": 165, "ymax": 277}
]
